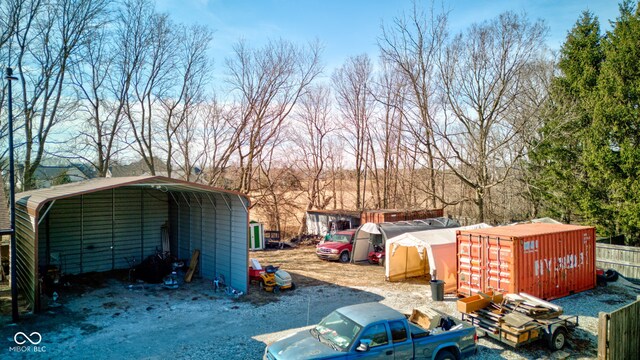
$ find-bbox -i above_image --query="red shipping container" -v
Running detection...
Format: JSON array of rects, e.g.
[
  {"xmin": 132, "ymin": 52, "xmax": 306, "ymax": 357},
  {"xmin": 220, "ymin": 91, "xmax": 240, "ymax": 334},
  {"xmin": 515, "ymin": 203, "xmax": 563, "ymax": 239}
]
[
  {"xmin": 360, "ymin": 208, "xmax": 444, "ymax": 224},
  {"xmin": 457, "ymin": 223, "xmax": 596, "ymax": 300}
]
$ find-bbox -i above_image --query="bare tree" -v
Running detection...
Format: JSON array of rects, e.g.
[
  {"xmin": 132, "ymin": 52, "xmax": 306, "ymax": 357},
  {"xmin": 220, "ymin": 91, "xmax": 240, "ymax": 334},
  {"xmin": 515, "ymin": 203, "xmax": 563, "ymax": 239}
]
[
  {"xmin": 291, "ymin": 84, "xmax": 336, "ymax": 235},
  {"xmin": 158, "ymin": 23, "xmax": 212, "ymax": 178},
  {"xmin": 332, "ymin": 54, "xmax": 374, "ymax": 209},
  {"xmin": 0, "ymin": 0, "xmax": 25, "ymax": 154},
  {"xmin": 124, "ymin": 0, "xmax": 176, "ymax": 175},
  {"xmin": 436, "ymin": 12, "xmax": 547, "ymax": 222},
  {"xmin": 369, "ymin": 61, "xmax": 409, "ymax": 208},
  {"xmin": 13, "ymin": 0, "xmax": 107, "ymax": 190},
  {"xmin": 378, "ymin": 2, "xmax": 448, "ymax": 208},
  {"xmin": 198, "ymin": 100, "xmax": 243, "ymax": 187},
  {"xmin": 225, "ymin": 39, "xmax": 322, "ymax": 195},
  {"xmin": 69, "ymin": 21, "xmax": 123, "ymax": 177}
]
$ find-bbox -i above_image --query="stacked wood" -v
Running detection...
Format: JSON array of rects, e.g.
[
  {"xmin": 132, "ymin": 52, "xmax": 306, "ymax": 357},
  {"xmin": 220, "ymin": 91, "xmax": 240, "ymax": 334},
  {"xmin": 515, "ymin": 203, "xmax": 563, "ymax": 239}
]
[{"xmin": 460, "ymin": 291, "xmax": 563, "ymax": 345}]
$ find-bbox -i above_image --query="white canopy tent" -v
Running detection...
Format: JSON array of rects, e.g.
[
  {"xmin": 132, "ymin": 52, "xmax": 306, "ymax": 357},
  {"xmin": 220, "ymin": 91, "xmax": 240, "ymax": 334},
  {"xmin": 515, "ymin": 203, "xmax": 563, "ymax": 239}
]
[
  {"xmin": 351, "ymin": 218, "xmax": 460, "ymax": 263},
  {"xmin": 385, "ymin": 223, "xmax": 491, "ymax": 293}
]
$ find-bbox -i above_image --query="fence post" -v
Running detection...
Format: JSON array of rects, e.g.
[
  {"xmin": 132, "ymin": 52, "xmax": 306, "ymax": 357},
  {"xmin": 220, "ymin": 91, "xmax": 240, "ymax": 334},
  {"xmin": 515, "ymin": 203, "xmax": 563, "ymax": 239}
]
[{"xmin": 598, "ymin": 311, "xmax": 609, "ymax": 360}]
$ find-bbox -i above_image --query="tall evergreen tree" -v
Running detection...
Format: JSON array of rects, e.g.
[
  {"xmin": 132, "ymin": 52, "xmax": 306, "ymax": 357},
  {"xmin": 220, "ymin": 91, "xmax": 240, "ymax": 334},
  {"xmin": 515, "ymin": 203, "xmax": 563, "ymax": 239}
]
[
  {"xmin": 588, "ymin": 1, "xmax": 640, "ymax": 244},
  {"xmin": 529, "ymin": 11, "xmax": 603, "ymax": 223}
]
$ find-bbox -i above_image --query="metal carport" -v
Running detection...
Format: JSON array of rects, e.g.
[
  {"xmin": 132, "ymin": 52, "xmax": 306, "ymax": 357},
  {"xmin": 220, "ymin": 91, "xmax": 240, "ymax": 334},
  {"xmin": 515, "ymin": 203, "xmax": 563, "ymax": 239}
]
[{"xmin": 14, "ymin": 175, "xmax": 249, "ymax": 311}]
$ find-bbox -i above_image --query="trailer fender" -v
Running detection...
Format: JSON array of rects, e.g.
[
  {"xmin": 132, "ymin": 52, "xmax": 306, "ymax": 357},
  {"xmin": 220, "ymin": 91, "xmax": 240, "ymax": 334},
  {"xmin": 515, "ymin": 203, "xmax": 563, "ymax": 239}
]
[{"xmin": 544, "ymin": 323, "xmax": 566, "ymax": 336}]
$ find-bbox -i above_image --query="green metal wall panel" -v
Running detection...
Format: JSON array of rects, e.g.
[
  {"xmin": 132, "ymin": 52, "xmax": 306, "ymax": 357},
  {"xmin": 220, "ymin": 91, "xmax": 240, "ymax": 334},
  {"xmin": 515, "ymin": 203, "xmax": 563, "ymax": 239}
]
[
  {"xmin": 48, "ymin": 197, "xmax": 82, "ymax": 274},
  {"xmin": 38, "ymin": 188, "xmax": 168, "ymax": 276},
  {"xmin": 142, "ymin": 188, "xmax": 168, "ymax": 257},
  {"xmin": 178, "ymin": 195, "xmax": 191, "ymax": 259},
  {"xmin": 230, "ymin": 195, "xmax": 248, "ymax": 292},
  {"xmin": 113, "ymin": 188, "xmax": 143, "ymax": 269},
  {"xmin": 201, "ymin": 198, "xmax": 217, "ymax": 279},
  {"xmin": 81, "ymin": 191, "xmax": 115, "ymax": 273},
  {"xmin": 215, "ymin": 193, "xmax": 231, "ymax": 284}
]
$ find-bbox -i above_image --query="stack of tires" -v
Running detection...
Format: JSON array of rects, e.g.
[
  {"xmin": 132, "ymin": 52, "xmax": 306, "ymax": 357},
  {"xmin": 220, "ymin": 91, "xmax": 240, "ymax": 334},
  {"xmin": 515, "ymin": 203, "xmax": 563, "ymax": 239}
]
[{"xmin": 597, "ymin": 269, "xmax": 619, "ymax": 286}]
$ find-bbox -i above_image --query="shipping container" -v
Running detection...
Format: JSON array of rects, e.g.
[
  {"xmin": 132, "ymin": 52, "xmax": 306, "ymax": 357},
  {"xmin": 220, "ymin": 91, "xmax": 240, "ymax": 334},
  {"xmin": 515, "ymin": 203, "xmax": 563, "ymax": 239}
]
[
  {"xmin": 457, "ymin": 223, "xmax": 596, "ymax": 300},
  {"xmin": 361, "ymin": 208, "xmax": 444, "ymax": 224}
]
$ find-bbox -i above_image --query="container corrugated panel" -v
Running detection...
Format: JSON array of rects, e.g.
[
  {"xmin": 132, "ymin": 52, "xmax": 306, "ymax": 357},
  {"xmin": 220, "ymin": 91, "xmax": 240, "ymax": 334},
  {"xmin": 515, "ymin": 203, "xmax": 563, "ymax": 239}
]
[
  {"xmin": 457, "ymin": 223, "xmax": 596, "ymax": 300},
  {"xmin": 405, "ymin": 209, "xmax": 444, "ymax": 221},
  {"xmin": 361, "ymin": 209, "xmax": 444, "ymax": 224}
]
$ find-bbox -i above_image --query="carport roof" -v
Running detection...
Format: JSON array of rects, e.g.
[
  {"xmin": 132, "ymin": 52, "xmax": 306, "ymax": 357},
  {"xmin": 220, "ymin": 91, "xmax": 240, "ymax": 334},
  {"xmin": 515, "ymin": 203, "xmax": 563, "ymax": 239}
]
[{"xmin": 16, "ymin": 175, "xmax": 249, "ymax": 216}]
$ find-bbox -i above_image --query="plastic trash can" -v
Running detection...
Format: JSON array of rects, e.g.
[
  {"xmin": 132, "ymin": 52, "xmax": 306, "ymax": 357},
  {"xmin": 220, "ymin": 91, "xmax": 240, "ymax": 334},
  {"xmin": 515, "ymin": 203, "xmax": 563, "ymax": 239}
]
[{"xmin": 430, "ymin": 280, "xmax": 445, "ymax": 301}]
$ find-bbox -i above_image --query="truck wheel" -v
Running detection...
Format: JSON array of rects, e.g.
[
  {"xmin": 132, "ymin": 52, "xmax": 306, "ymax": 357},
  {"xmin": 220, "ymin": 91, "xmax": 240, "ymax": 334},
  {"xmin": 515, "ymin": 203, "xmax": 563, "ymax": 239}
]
[
  {"xmin": 273, "ymin": 285, "xmax": 280, "ymax": 294},
  {"xmin": 548, "ymin": 327, "xmax": 567, "ymax": 351},
  {"xmin": 290, "ymin": 282, "xmax": 296, "ymax": 291},
  {"xmin": 435, "ymin": 350, "xmax": 456, "ymax": 360},
  {"xmin": 339, "ymin": 251, "xmax": 350, "ymax": 263},
  {"xmin": 378, "ymin": 257, "xmax": 385, "ymax": 267}
]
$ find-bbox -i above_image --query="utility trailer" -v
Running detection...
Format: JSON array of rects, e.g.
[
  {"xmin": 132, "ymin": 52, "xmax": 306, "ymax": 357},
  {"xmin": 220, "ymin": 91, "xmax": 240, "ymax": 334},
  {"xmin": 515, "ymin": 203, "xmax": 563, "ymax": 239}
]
[
  {"xmin": 462, "ymin": 312, "xmax": 578, "ymax": 350},
  {"xmin": 458, "ymin": 292, "xmax": 578, "ymax": 351}
]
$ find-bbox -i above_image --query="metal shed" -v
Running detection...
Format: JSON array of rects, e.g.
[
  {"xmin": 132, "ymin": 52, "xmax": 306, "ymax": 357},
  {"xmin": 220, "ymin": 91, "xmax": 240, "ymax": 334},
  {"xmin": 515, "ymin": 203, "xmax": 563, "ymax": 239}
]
[
  {"xmin": 14, "ymin": 176, "xmax": 249, "ymax": 311},
  {"xmin": 305, "ymin": 209, "xmax": 361, "ymax": 236}
]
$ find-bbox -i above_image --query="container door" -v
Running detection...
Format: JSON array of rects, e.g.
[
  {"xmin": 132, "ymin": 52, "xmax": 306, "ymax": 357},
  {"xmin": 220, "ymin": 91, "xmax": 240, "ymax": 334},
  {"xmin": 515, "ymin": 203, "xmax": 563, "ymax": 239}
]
[
  {"xmin": 484, "ymin": 236, "xmax": 514, "ymax": 295},
  {"xmin": 457, "ymin": 233, "xmax": 483, "ymax": 296}
]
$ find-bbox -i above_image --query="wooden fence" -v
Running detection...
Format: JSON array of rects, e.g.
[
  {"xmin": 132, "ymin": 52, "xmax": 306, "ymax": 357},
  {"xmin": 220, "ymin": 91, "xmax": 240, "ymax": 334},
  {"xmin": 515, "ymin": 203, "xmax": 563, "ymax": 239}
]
[
  {"xmin": 598, "ymin": 295, "xmax": 640, "ymax": 360},
  {"xmin": 596, "ymin": 243, "xmax": 640, "ymax": 281}
]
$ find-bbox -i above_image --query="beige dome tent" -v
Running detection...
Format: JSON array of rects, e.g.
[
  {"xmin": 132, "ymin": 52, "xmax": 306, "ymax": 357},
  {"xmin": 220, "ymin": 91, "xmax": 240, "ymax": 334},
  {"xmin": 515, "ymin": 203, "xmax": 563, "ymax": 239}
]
[{"xmin": 384, "ymin": 223, "xmax": 491, "ymax": 293}]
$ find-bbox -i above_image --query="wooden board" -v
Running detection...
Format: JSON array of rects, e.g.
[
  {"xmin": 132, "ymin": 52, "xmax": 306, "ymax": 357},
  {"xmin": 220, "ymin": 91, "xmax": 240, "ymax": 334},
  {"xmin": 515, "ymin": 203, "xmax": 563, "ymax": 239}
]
[
  {"xmin": 184, "ymin": 249, "xmax": 200, "ymax": 283},
  {"xmin": 503, "ymin": 312, "xmax": 534, "ymax": 328},
  {"xmin": 458, "ymin": 290, "xmax": 503, "ymax": 313},
  {"xmin": 409, "ymin": 308, "xmax": 441, "ymax": 330}
]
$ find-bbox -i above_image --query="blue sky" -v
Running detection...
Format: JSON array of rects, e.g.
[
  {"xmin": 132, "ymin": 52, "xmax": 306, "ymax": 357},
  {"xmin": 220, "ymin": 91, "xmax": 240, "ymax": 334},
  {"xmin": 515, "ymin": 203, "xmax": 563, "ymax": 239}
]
[{"xmin": 156, "ymin": 0, "xmax": 620, "ymax": 76}]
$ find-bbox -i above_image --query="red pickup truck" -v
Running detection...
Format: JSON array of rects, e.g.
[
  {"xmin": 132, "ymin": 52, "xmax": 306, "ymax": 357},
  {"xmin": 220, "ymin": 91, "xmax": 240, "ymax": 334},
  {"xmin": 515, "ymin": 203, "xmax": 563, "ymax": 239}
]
[{"xmin": 316, "ymin": 229, "xmax": 357, "ymax": 263}]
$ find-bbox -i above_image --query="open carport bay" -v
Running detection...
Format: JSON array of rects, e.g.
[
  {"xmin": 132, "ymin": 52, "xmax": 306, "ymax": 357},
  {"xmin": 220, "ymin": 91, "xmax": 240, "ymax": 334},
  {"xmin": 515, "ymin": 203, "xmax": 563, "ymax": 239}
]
[{"xmin": 1, "ymin": 245, "xmax": 638, "ymax": 359}]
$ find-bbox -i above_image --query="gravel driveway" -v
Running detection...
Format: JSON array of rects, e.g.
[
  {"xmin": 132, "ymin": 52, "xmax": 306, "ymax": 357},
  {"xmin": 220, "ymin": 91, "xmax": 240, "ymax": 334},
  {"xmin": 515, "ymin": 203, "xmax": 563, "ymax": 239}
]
[{"xmin": 1, "ymin": 245, "xmax": 638, "ymax": 359}]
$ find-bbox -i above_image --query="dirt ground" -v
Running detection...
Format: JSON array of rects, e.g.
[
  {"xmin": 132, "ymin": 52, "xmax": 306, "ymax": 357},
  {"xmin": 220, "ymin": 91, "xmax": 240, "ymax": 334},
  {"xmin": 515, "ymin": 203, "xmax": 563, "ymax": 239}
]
[{"xmin": 1, "ymin": 245, "xmax": 639, "ymax": 359}]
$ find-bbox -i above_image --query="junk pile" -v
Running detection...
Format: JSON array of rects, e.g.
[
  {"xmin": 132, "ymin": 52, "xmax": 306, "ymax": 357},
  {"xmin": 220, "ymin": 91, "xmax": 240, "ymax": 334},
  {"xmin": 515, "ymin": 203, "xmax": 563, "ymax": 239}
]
[
  {"xmin": 409, "ymin": 308, "xmax": 464, "ymax": 336},
  {"xmin": 459, "ymin": 291, "xmax": 578, "ymax": 350},
  {"xmin": 134, "ymin": 250, "xmax": 185, "ymax": 285}
]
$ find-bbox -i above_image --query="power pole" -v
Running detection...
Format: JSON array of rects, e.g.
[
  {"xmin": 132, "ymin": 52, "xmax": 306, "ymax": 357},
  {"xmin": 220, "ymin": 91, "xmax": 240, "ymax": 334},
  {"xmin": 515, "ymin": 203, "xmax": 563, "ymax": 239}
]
[{"xmin": 6, "ymin": 66, "xmax": 19, "ymax": 322}]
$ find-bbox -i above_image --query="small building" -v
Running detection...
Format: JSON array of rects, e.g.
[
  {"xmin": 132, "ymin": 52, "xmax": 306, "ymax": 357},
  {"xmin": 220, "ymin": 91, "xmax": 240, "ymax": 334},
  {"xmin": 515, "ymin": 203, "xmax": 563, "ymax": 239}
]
[
  {"xmin": 15, "ymin": 176, "xmax": 249, "ymax": 311},
  {"xmin": 249, "ymin": 221, "xmax": 265, "ymax": 250},
  {"xmin": 305, "ymin": 210, "xmax": 361, "ymax": 236}
]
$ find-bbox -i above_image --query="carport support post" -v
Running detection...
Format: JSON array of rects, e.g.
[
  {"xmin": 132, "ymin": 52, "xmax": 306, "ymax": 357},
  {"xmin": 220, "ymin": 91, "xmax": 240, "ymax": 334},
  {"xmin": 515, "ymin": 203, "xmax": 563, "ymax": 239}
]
[{"xmin": 6, "ymin": 66, "xmax": 19, "ymax": 322}]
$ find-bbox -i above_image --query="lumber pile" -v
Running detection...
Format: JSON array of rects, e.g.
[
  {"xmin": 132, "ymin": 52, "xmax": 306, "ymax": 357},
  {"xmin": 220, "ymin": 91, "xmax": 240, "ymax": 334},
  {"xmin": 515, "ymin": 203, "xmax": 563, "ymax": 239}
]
[{"xmin": 458, "ymin": 291, "xmax": 563, "ymax": 342}]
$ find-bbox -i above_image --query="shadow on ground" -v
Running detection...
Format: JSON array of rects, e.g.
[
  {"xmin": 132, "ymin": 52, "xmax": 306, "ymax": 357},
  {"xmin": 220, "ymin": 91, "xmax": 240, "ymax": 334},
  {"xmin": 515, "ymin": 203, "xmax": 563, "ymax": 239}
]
[{"xmin": 1, "ymin": 268, "xmax": 383, "ymax": 359}]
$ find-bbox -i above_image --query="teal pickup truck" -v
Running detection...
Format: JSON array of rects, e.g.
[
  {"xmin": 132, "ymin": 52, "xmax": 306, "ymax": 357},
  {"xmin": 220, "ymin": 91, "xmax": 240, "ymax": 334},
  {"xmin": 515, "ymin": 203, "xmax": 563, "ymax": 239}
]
[{"xmin": 264, "ymin": 302, "xmax": 477, "ymax": 360}]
